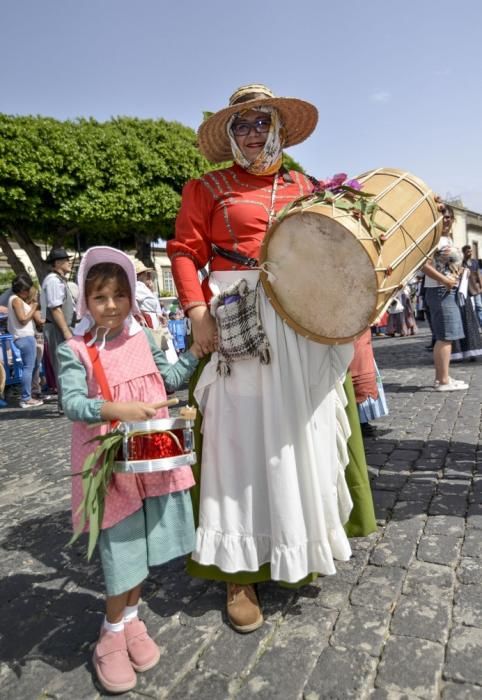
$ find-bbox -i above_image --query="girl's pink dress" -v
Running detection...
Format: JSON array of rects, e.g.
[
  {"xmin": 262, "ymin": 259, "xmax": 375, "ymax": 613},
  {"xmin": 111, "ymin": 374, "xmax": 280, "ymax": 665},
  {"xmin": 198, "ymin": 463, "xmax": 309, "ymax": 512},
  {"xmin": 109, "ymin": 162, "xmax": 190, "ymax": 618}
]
[{"xmin": 66, "ymin": 328, "xmax": 195, "ymax": 531}]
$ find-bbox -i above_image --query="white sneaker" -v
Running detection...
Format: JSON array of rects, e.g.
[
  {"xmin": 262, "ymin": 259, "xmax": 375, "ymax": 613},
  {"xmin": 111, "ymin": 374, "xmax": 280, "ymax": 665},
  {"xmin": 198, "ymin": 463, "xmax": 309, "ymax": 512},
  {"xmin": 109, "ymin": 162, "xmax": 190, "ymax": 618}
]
[
  {"xmin": 19, "ymin": 398, "xmax": 44, "ymax": 408},
  {"xmin": 434, "ymin": 379, "xmax": 469, "ymax": 392}
]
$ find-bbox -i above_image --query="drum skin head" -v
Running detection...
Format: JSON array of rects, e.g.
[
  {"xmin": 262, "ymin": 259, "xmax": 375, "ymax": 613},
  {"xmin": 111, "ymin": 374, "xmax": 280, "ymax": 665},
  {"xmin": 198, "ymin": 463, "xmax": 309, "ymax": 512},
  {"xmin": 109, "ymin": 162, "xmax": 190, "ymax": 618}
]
[{"xmin": 261, "ymin": 210, "xmax": 378, "ymax": 343}]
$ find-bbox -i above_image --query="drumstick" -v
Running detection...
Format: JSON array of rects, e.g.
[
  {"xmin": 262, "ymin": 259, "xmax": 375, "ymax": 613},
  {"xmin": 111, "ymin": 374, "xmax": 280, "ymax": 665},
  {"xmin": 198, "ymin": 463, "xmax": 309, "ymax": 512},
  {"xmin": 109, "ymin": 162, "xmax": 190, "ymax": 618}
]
[{"xmin": 152, "ymin": 397, "xmax": 179, "ymax": 409}]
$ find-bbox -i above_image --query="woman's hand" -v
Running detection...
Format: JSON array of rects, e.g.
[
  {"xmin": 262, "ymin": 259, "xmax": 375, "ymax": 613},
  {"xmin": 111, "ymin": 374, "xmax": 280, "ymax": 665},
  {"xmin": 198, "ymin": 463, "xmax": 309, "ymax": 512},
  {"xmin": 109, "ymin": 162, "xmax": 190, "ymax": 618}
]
[
  {"xmin": 443, "ymin": 274, "xmax": 459, "ymax": 290},
  {"xmin": 101, "ymin": 400, "xmax": 164, "ymax": 423},
  {"xmin": 188, "ymin": 305, "xmax": 218, "ymax": 355}
]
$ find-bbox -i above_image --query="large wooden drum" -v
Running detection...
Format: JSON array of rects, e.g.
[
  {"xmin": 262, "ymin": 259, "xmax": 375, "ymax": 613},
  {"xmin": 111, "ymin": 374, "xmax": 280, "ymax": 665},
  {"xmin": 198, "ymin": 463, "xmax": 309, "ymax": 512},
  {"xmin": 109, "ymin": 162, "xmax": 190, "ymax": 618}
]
[{"xmin": 260, "ymin": 167, "xmax": 443, "ymax": 344}]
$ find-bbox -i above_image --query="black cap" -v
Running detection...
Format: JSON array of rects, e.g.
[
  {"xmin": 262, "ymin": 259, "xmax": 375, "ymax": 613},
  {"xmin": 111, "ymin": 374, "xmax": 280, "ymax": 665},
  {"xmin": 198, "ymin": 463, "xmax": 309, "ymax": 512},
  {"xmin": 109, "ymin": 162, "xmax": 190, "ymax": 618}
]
[{"xmin": 46, "ymin": 247, "xmax": 71, "ymax": 264}]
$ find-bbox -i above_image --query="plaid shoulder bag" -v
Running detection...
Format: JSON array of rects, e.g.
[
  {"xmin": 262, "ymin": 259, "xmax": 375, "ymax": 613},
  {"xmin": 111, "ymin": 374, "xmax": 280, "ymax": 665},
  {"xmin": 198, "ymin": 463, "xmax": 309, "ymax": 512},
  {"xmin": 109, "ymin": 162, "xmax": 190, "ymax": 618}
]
[{"xmin": 211, "ymin": 279, "xmax": 271, "ymax": 376}]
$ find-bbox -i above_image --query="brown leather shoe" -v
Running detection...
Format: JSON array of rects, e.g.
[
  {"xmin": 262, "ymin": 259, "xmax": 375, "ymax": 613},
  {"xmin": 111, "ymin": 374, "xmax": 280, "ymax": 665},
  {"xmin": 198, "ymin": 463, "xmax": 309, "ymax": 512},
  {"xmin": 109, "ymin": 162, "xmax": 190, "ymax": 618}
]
[{"xmin": 226, "ymin": 583, "xmax": 264, "ymax": 633}]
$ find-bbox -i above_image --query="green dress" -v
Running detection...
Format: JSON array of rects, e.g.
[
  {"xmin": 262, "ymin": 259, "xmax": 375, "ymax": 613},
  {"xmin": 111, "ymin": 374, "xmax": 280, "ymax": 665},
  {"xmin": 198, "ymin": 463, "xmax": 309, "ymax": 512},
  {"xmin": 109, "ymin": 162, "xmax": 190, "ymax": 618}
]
[{"xmin": 185, "ymin": 359, "xmax": 376, "ymax": 586}]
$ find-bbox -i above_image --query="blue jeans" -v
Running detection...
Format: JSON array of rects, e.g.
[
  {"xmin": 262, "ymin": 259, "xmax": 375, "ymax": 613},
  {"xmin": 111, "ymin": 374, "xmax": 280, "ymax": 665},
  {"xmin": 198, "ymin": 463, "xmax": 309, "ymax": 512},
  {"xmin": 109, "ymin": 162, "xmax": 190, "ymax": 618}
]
[
  {"xmin": 473, "ymin": 294, "xmax": 482, "ymax": 327},
  {"xmin": 15, "ymin": 336, "xmax": 38, "ymax": 401}
]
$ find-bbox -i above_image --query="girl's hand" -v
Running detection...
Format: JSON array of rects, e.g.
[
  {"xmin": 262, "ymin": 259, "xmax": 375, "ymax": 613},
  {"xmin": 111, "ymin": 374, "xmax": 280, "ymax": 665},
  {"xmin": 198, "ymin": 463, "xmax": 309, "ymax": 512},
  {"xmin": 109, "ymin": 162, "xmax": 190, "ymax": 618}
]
[
  {"xmin": 101, "ymin": 400, "xmax": 164, "ymax": 423},
  {"xmin": 189, "ymin": 305, "xmax": 218, "ymax": 355},
  {"xmin": 188, "ymin": 340, "xmax": 205, "ymax": 359}
]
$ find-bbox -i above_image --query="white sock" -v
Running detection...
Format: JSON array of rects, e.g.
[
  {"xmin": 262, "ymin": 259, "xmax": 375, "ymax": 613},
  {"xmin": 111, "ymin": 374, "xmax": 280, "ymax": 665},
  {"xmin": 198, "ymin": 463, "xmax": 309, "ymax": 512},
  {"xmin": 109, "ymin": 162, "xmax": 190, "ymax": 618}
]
[
  {"xmin": 103, "ymin": 617, "xmax": 125, "ymax": 633},
  {"xmin": 123, "ymin": 604, "xmax": 139, "ymax": 623}
]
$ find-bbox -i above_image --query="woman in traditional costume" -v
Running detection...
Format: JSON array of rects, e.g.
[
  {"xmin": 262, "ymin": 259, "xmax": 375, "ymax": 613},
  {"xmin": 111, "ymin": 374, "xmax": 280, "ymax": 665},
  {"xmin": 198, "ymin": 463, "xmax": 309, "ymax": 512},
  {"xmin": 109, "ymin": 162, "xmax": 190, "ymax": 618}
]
[{"xmin": 167, "ymin": 84, "xmax": 376, "ymax": 633}]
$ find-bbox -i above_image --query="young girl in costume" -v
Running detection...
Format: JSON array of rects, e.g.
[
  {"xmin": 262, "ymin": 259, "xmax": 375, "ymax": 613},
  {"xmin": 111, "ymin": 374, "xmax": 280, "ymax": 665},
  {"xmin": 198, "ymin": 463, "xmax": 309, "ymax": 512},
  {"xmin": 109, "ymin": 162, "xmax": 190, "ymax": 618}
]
[{"xmin": 58, "ymin": 247, "xmax": 203, "ymax": 694}]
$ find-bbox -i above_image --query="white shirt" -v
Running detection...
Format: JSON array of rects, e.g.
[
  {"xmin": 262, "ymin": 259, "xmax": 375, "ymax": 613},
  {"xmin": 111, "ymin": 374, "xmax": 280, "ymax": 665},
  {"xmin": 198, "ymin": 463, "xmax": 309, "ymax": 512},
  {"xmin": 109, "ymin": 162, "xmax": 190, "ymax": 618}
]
[
  {"xmin": 425, "ymin": 236, "xmax": 455, "ymax": 288},
  {"xmin": 7, "ymin": 296, "xmax": 35, "ymax": 339}
]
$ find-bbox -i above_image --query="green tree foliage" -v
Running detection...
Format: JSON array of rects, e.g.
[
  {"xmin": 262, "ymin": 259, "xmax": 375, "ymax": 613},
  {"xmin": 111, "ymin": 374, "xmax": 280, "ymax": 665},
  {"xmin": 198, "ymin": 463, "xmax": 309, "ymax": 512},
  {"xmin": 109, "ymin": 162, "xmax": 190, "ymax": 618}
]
[
  {"xmin": 0, "ymin": 114, "xmax": 304, "ymax": 279},
  {"xmin": 0, "ymin": 115, "xmax": 211, "ymax": 278}
]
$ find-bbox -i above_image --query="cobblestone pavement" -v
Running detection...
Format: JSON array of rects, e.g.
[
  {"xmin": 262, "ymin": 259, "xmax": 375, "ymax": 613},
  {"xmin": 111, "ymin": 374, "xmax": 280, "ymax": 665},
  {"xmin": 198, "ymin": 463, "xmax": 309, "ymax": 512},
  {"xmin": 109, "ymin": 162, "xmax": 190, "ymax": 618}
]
[{"xmin": 0, "ymin": 324, "xmax": 481, "ymax": 699}]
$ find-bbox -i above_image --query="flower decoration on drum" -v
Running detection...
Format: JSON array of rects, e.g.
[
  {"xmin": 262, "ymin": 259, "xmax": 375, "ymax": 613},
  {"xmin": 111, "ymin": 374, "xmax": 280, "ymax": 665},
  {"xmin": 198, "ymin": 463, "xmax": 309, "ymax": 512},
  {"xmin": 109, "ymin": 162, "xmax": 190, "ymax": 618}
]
[{"xmin": 314, "ymin": 173, "xmax": 362, "ymax": 193}]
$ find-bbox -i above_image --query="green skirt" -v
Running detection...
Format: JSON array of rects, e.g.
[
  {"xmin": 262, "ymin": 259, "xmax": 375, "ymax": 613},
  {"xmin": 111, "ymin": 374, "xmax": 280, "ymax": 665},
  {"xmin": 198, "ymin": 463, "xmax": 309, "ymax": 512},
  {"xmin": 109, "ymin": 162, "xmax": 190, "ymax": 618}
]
[{"xmin": 186, "ymin": 361, "xmax": 376, "ymax": 586}]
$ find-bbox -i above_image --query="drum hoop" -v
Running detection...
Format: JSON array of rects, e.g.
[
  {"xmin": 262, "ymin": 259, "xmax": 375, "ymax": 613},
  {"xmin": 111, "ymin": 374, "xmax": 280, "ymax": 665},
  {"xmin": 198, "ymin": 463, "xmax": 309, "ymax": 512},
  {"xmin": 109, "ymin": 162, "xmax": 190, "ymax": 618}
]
[
  {"xmin": 113, "ymin": 452, "xmax": 197, "ymax": 474},
  {"xmin": 119, "ymin": 417, "xmax": 193, "ymax": 433}
]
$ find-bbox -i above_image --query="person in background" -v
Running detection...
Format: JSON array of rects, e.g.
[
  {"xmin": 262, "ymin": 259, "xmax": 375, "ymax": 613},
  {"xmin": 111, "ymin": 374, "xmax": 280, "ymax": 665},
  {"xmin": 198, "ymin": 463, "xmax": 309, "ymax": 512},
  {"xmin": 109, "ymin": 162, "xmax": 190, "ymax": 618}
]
[
  {"xmin": 0, "ymin": 357, "xmax": 8, "ymax": 408},
  {"xmin": 41, "ymin": 248, "xmax": 75, "ymax": 411},
  {"xmin": 0, "ymin": 273, "xmax": 34, "ymax": 312},
  {"xmin": 7, "ymin": 276, "xmax": 43, "ymax": 408},
  {"xmin": 350, "ymin": 328, "xmax": 388, "ymax": 437},
  {"xmin": 462, "ymin": 245, "xmax": 482, "ymax": 327},
  {"xmin": 451, "ymin": 245, "xmax": 482, "ymax": 362},
  {"xmin": 134, "ymin": 259, "xmax": 162, "ymax": 326},
  {"xmin": 422, "ymin": 205, "xmax": 468, "ymax": 391}
]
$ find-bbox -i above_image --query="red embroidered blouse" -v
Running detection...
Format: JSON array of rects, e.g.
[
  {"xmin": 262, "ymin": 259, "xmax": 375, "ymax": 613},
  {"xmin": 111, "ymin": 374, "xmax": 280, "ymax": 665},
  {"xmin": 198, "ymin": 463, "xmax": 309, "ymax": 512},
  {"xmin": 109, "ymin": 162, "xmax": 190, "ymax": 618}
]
[{"xmin": 167, "ymin": 164, "xmax": 314, "ymax": 309}]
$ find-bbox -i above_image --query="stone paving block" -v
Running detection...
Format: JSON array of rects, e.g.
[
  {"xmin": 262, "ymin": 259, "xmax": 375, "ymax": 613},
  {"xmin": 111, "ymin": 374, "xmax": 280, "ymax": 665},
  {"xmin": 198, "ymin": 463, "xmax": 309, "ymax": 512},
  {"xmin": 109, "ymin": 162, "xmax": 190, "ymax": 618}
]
[
  {"xmin": 461, "ymin": 530, "xmax": 482, "ymax": 559},
  {"xmin": 442, "ymin": 681, "xmax": 482, "ymax": 699},
  {"xmin": 391, "ymin": 501, "xmax": 428, "ymax": 521},
  {"xmin": 372, "ymin": 490, "xmax": 398, "ymax": 520},
  {"xmin": 453, "ymin": 583, "xmax": 482, "ymax": 627},
  {"xmin": 305, "ymin": 576, "xmax": 352, "ymax": 611},
  {"xmin": 331, "ymin": 605, "xmax": 391, "ymax": 656},
  {"xmin": 376, "ymin": 635, "xmax": 444, "ymax": 698},
  {"xmin": 385, "ymin": 518, "xmax": 426, "ymax": 540},
  {"xmin": 371, "ymin": 474, "xmax": 408, "ymax": 491},
  {"xmin": 390, "ymin": 593, "xmax": 451, "ymax": 643},
  {"xmin": 403, "ymin": 561, "xmax": 455, "ymax": 596},
  {"xmin": 369, "ymin": 536, "xmax": 417, "ymax": 569},
  {"xmin": 424, "ymin": 515, "xmax": 465, "ymax": 537},
  {"xmin": 1, "ymin": 658, "xmax": 72, "ymax": 700},
  {"xmin": 303, "ymin": 646, "xmax": 377, "ymax": 699},
  {"xmin": 444, "ymin": 626, "xmax": 482, "ymax": 685},
  {"xmin": 135, "ymin": 623, "xmax": 215, "ymax": 695},
  {"xmin": 417, "ymin": 534, "xmax": 461, "ymax": 566},
  {"xmin": 235, "ymin": 607, "xmax": 336, "ymax": 700},
  {"xmin": 198, "ymin": 621, "xmax": 275, "ymax": 677},
  {"xmin": 350, "ymin": 565, "xmax": 405, "ymax": 611},
  {"xmin": 367, "ymin": 689, "xmax": 420, "ymax": 699},
  {"xmin": 467, "ymin": 503, "xmax": 482, "ymax": 530},
  {"xmin": 398, "ymin": 482, "xmax": 436, "ymax": 503},
  {"xmin": 429, "ymin": 495, "xmax": 468, "ymax": 517},
  {"xmin": 42, "ymin": 663, "xmax": 101, "ymax": 700},
  {"xmin": 334, "ymin": 547, "xmax": 371, "ymax": 584},
  {"xmin": 457, "ymin": 557, "xmax": 482, "ymax": 584},
  {"xmin": 168, "ymin": 670, "xmax": 231, "ymax": 700}
]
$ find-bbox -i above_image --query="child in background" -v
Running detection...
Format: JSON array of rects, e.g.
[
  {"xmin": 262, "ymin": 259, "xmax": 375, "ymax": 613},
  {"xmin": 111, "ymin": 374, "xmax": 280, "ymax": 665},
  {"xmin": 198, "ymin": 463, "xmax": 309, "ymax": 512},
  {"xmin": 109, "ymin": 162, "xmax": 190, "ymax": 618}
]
[{"xmin": 58, "ymin": 247, "xmax": 203, "ymax": 694}]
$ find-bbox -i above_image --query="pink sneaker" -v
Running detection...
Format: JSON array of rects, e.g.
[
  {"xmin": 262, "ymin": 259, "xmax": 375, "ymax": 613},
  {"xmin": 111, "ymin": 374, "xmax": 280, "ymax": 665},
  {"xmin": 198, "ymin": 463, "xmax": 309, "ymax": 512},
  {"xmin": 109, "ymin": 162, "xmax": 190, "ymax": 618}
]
[
  {"xmin": 93, "ymin": 627, "xmax": 136, "ymax": 693},
  {"xmin": 124, "ymin": 618, "xmax": 161, "ymax": 672}
]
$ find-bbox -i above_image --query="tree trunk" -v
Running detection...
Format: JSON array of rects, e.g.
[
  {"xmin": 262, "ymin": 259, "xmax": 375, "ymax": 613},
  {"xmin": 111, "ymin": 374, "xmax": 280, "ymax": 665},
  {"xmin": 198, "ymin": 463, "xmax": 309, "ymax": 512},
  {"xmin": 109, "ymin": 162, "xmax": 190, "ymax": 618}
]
[
  {"xmin": 135, "ymin": 233, "xmax": 154, "ymax": 267},
  {"xmin": 0, "ymin": 232, "xmax": 29, "ymax": 276},
  {"xmin": 7, "ymin": 225, "xmax": 50, "ymax": 281}
]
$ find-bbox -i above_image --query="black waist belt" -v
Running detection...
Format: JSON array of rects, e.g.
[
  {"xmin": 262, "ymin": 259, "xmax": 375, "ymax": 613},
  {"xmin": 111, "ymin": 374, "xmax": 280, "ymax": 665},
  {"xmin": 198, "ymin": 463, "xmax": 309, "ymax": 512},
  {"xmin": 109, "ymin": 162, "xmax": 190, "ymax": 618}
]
[{"xmin": 212, "ymin": 244, "xmax": 258, "ymax": 269}]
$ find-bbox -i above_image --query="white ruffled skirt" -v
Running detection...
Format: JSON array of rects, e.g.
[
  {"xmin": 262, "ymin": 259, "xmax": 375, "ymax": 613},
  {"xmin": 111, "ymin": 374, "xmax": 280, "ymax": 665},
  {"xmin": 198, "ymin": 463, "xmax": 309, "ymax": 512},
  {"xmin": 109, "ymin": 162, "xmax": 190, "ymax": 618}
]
[{"xmin": 193, "ymin": 271, "xmax": 354, "ymax": 582}]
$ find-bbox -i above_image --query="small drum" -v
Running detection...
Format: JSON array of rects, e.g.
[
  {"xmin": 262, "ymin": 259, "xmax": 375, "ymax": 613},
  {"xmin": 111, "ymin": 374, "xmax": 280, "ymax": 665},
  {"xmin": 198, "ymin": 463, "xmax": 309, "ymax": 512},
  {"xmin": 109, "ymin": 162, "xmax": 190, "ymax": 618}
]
[
  {"xmin": 260, "ymin": 167, "xmax": 443, "ymax": 344},
  {"xmin": 113, "ymin": 413, "xmax": 196, "ymax": 474}
]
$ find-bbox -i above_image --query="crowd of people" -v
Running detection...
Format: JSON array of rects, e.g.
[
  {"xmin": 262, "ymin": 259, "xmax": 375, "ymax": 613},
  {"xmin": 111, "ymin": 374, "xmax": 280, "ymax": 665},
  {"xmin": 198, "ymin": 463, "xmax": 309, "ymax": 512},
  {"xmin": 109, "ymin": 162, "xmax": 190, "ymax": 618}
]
[
  {"xmin": 0, "ymin": 250, "xmax": 192, "ymax": 411},
  {"xmin": 0, "ymin": 82, "xmax": 480, "ymax": 695}
]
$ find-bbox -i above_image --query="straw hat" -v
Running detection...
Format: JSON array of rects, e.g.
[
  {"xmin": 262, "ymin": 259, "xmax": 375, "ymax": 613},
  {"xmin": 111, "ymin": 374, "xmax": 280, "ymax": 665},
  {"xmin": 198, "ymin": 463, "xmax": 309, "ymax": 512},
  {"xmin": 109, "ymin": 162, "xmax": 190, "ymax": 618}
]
[
  {"xmin": 197, "ymin": 84, "xmax": 318, "ymax": 163},
  {"xmin": 133, "ymin": 259, "xmax": 154, "ymax": 276}
]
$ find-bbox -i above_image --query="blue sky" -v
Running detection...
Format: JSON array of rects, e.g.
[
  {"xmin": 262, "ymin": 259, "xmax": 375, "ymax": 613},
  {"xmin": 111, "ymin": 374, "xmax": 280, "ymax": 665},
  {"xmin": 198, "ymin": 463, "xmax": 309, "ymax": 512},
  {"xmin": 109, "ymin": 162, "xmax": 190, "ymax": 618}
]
[{"xmin": 2, "ymin": 0, "xmax": 482, "ymax": 211}]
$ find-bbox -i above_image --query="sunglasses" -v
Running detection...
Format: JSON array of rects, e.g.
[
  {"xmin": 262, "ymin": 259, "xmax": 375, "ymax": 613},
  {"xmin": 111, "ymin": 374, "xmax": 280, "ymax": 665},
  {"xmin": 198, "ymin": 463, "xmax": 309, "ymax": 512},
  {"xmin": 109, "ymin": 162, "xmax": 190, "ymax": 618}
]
[{"xmin": 231, "ymin": 118, "xmax": 271, "ymax": 137}]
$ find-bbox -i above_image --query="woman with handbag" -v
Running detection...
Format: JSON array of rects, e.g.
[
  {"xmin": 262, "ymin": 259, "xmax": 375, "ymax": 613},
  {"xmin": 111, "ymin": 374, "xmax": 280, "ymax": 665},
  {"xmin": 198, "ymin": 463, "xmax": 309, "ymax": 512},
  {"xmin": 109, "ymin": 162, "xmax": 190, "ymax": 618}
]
[
  {"xmin": 167, "ymin": 84, "xmax": 376, "ymax": 633},
  {"xmin": 422, "ymin": 205, "xmax": 469, "ymax": 390}
]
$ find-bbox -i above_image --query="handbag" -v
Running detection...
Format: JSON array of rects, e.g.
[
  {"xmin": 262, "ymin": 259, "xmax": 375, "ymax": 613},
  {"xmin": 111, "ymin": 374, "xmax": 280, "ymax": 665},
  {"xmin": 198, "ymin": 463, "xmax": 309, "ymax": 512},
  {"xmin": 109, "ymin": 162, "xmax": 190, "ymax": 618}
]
[
  {"xmin": 388, "ymin": 297, "xmax": 404, "ymax": 314},
  {"xmin": 211, "ymin": 279, "xmax": 271, "ymax": 376}
]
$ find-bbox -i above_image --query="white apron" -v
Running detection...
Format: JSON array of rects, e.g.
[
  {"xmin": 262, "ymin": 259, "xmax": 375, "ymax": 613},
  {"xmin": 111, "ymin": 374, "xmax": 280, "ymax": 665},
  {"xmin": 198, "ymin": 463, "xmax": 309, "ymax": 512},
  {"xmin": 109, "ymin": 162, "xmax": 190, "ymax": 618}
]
[{"xmin": 193, "ymin": 271, "xmax": 354, "ymax": 582}]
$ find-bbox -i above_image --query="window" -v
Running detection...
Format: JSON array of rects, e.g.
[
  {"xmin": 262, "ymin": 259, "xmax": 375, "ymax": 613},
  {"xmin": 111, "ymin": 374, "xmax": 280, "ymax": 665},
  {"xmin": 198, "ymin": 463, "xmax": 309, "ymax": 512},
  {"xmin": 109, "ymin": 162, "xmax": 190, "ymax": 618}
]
[{"xmin": 162, "ymin": 268, "xmax": 175, "ymax": 294}]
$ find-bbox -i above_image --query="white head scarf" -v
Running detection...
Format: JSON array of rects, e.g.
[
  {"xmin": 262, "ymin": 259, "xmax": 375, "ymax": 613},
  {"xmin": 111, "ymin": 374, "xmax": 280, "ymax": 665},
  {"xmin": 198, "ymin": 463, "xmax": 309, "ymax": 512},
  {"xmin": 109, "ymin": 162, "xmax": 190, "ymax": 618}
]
[{"xmin": 227, "ymin": 106, "xmax": 284, "ymax": 175}]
